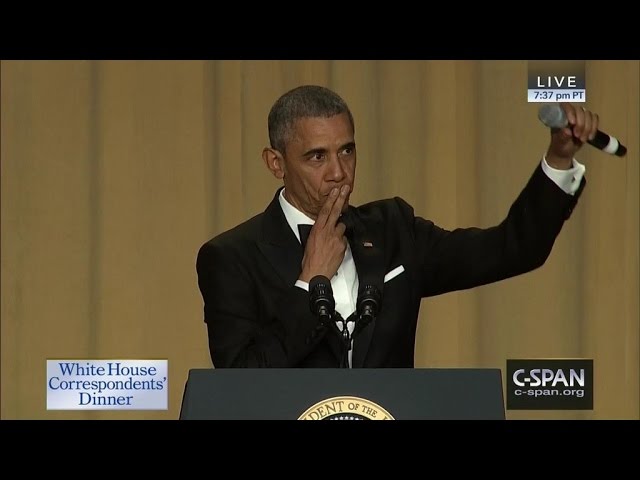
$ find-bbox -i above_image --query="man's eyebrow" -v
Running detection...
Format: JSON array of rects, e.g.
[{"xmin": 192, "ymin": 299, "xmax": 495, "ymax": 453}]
[
  {"xmin": 302, "ymin": 142, "xmax": 356, "ymax": 157},
  {"xmin": 302, "ymin": 147, "xmax": 328, "ymax": 157}
]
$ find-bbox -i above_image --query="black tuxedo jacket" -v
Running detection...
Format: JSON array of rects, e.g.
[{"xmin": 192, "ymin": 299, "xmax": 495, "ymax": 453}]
[{"xmin": 197, "ymin": 165, "xmax": 585, "ymax": 368}]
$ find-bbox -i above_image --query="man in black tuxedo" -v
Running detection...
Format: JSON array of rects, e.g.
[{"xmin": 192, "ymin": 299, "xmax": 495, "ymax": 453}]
[{"xmin": 197, "ymin": 85, "xmax": 596, "ymax": 368}]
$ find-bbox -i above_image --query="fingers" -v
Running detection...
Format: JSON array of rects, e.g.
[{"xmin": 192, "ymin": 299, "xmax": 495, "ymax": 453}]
[
  {"xmin": 582, "ymin": 111, "xmax": 592, "ymax": 143},
  {"xmin": 573, "ymin": 105, "xmax": 587, "ymax": 142},
  {"xmin": 316, "ymin": 187, "xmax": 340, "ymax": 227},
  {"xmin": 589, "ymin": 112, "xmax": 599, "ymax": 141},
  {"xmin": 560, "ymin": 103, "xmax": 598, "ymax": 144},
  {"xmin": 314, "ymin": 184, "xmax": 350, "ymax": 235},
  {"xmin": 561, "ymin": 102, "xmax": 577, "ymax": 126},
  {"xmin": 327, "ymin": 185, "xmax": 349, "ymax": 227}
]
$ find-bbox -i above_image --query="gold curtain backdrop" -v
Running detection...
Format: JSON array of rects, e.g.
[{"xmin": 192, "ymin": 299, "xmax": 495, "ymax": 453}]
[{"xmin": 1, "ymin": 60, "xmax": 638, "ymax": 420}]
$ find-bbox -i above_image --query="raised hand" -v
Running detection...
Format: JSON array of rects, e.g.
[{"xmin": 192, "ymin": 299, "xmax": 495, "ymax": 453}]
[
  {"xmin": 299, "ymin": 185, "xmax": 350, "ymax": 282},
  {"xmin": 546, "ymin": 103, "xmax": 599, "ymax": 169}
]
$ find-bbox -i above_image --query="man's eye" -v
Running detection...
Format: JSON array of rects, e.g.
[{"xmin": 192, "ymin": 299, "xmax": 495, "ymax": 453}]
[
  {"xmin": 313, "ymin": 153, "xmax": 324, "ymax": 160},
  {"xmin": 342, "ymin": 148, "xmax": 353, "ymax": 155}
]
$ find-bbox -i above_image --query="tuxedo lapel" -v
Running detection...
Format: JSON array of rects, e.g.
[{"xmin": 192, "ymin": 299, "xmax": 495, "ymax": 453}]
[
  {"xmin": 346, "ymin": 207, "xmax": 386, "ymax": 368},
  {"xmin": 257, "ymin": 189, "xmax": 304, "ymax": 288}
]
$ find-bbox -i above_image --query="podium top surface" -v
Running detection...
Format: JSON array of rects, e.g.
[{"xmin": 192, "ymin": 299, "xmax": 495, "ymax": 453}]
[{"xmin": 180, "ymin": 368, "xmax": 505, "ymax": 420}]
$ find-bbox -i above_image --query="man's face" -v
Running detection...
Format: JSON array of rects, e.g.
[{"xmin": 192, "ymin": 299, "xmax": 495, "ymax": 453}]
[{"xmin": 280, "ymin": 113, "xmax": 356, "ymax": 219}]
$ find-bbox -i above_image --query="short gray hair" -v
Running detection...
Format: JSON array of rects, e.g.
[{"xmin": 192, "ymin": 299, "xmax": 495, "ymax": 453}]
[{"xmin": 268, "ymin": 85, "xmax": 355, "ymax": 154}]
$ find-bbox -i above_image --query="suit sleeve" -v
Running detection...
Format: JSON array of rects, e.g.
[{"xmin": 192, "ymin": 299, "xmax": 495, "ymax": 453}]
[
  {"xmin": 196, "ymin": 242, "xmax": 327, "ymax": 368},
  {"xmin": 395, "ymin": 164, "xmax": 586, "ymax": 298}
]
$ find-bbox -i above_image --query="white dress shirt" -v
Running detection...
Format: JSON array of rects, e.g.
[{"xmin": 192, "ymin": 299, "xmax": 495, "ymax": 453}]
[{"xmin": 279, "ymin": 157, "xmax": 586, "ymax": 367}]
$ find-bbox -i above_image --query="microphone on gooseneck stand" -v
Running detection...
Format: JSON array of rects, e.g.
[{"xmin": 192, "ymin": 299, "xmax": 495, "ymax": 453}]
[
  {"xmin": 308, "ymin": 275, "xmax": 349, "ymax": 368},
  {"xmin": 306, "ymin": 275, "xmax": 336, "ymax": 346},
  {"xmin": 353, "ymin": 284, "xmax": 382, "ymax": 338},
  {"xmin": 309, "ymin": 275, "xmax": 335, "ymax": 327}
]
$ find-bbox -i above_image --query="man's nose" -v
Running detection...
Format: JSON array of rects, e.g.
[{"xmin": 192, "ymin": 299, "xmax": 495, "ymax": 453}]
[{"xmin": 328, "ymin": 155, "xmax": 345, "ymax": 181}]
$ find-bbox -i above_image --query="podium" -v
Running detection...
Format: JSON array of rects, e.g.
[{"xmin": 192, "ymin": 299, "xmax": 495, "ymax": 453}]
[{"xmin": 180, "ymin": 368, "xmax": 505, "ymax": 420}]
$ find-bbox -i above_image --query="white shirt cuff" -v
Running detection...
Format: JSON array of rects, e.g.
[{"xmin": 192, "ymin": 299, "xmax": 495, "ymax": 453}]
[
  {"xmin": 541, "ymin": 156, "xmax": 586, "ymax": 196},
  {"xmin": 295, "ymin": 280, "xmax": 309, "ymax": 292}
]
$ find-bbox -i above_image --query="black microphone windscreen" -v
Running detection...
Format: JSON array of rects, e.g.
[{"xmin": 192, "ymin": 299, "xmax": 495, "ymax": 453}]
[{"xmin": 309, "ymin": 275, "xmax": 332, "ymax": 293}]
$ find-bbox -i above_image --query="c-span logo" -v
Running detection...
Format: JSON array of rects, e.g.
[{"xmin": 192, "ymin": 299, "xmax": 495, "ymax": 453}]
[
  {"xmin": 298, "ymin": 396, "xmax": 394, "ymax": 420},
  {"xmin": 507, "ymin": 359, "xmax": 593, "ymax": 410}
]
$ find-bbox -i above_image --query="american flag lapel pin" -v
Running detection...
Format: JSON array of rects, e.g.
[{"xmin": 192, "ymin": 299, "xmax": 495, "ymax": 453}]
[{"xmin": 363, "ymin": 241, "xmax": 373, "ymax": 248}]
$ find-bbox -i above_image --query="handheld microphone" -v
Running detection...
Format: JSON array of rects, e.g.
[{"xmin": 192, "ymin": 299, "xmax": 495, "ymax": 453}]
[
  {"xmin": 354, "ymin": 284, "xmax": 381, "ymax": 336},
  {"xmin": 538, "ymin": 104, "xmax": 627, "ymax": 157},
  {"xmin": 309, "ymin": 275, "xmax": 335, "ymax": 326}
]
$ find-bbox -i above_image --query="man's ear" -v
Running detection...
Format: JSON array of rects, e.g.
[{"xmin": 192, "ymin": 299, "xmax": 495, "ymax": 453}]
[{"xmin": 262, "ymin": 147, "xmax": 285, "ymax": 179}]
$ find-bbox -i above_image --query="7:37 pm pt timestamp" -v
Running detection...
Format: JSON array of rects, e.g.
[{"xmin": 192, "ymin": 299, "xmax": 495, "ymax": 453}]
[{"xmin": 527, "ymin": 89, "xmax": 586, "ymax": 103}]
